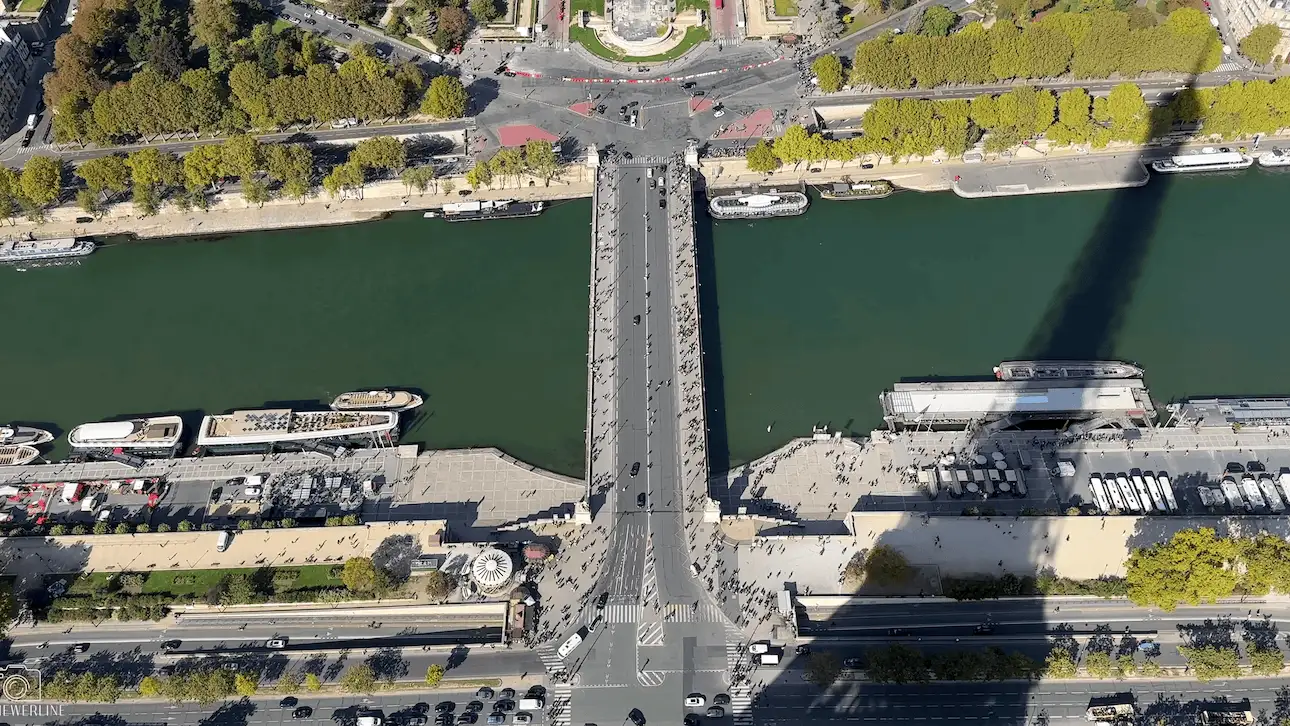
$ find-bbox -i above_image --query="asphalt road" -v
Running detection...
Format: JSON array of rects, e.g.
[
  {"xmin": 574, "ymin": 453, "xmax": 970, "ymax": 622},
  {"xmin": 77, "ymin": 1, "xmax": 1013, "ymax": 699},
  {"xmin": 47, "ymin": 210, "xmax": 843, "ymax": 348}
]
[
  {"xmin": 56, "ymin": 683, "xmax": 555, "ymax": 726},
  {"xmin": 748, "ymin": 677, "xmax": 1290, "ymax": 726}
]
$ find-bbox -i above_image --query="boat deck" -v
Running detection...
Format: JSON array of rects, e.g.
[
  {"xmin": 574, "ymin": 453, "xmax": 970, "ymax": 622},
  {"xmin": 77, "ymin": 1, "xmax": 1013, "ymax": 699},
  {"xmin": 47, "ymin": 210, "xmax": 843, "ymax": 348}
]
[{"xmin": 205, "ymin": 409, "xmax": 392, "ymax": 438}]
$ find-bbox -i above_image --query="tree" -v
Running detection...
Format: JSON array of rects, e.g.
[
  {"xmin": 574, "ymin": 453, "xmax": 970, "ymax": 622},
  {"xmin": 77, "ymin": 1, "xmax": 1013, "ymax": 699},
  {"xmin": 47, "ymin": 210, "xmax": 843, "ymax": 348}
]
[
  {"xmin": 304, "ymin": 673, "xmax": 323, "ymax": 692},
  {"xmin": 1125, "ymin": 527, "xmax": 1237, "ymax": 611},
  {"xmin": 804, "ymin": 651, "xmax": 842, "ymax": 687},
  {"xmin": 192, "ymin": 0, "xmax": 243, "ymax": 67},
  {"xmin": 234, "ymin": 673, "xmax": 259, "ymax": 697},
  {"xmin": 1044, "ymin": 648, "xmax": 1077, "ymax": 678},
  {"xmin": 322, "ymin": 162, "xmax": 365, "ymax": 199},
  {"xmin": 811, "ymin": 54, "xmax": 845, "ymax": 93},
  {"xmin": 76, "ymin": 155, "xmax": 131, "ymax": 198},
  {"xmin": 139, "ymin": 676, "xmax": 163, "ymax": 697},
  {"xmin": 863, "ymin": 545, "xmax": 912, "ymax": 586},
  {"xmin": 490, "ymin": 147, "xmax": 525, "ymax": 184},
  {"xmin": 402, "ymin": 165, "xmax": 436, "ymax": 195},
  {"xmin": 340, "ymin": 664, "xmax": 377, "ymax": 693},
  {"xmin": 425, "ymin": 664, "xmax": 445, "ymax": 687},
  {"xmin": 466, "ymin": 163, "xmax": 493, "ymax": 190},
  {"xmin": 915, "ymin": 5, "xmax": 959, "ymax": 36},
  {"xmin": 76, "ymin": 189, "xmax": 100, "ymax": 216},
  {"xmin": 334, "ymin": 0, "xmax": 376, "ymax": 20},
  {"xmin": 184, "ymin": 144, "xmax": 225, "ymax": 191},
  {"xmin": 1248, "ymin": 645, "xmax": 1284, "ymax": 676},
  {"xmin": 433, "ymin": 6, "xmax": 471, "ymax": 50},
  {"xmin": 1236, "ymin": 534, "xmax": 1290, "ymax": 595},
  {"xmin": 351, "ymin": 136, "xmax": 407, "ymax": 175},
  {"xmin": 524, "ymin": 140, "xmax": 562, "ymax": 181},
  {"xmin": 1240, "ymin": 24, "xmax": 1282, "ymax": 64},
  {"xmin": 422, "ymin": 75, "xmax": 469, "ymax": 119},
  {"xmin": 267, "ymin": 144, "xmax": 314, "ymax": 202},
  {"xmin": 277, "ymin": 671, "xmax": 303, "ymax": 693},
  {"xmin": 1083, "ymin": 651, "xmax": 1121, "ymax": 679},
  {"xmin": 424, "ymin": 569, "xmax": 456, "ymax": 600},
  {"xmin": 471, "ymin": 0, "xmax": 503, "ymax": 21},
  {"xmin": 745, "ymin": 140, "xmax": 782, "ymax": 173},
  {"xmin": 21, "ymin": 156, "xmax": 63, "ymax": 208},
  {"xmin": 1179, "ymin": 646, "xmax": 1241, "ymax": 681},
  {"xmin": 221, "ymin": 134, "xmax": 264, "ymax": 181},
  {"xmin": 865, "ymin": 645, "xmax": 928, "ymax": 684},
  {"xmin": 341, "ymin": 557, "xmax": 387, "ymax": 594}
]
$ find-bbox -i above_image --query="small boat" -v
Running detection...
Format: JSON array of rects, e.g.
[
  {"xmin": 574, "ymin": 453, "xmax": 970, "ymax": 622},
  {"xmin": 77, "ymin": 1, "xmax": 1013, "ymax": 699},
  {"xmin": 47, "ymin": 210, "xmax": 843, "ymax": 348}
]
[
  {"xmin": 1258, "ymin": 149, "xmax": 1290, "ymax": 167},
  {"xmin": 0, "ymin": 424, "xmax": 53, "ymax": 447},
  {"xmin": 993, "ymin": 360, "xmax": 1144, "ymax": 381},
  {"xmin": 709, "ymin": 191, "xmax": 809, "ymax": 219},
  {"xmin": 819, "ymin": 179, "xmax": 893, "ymax": 200},
  {"xmin": 68, "ymin": 416, "xmax": 184, "ymax": 456},
  {"xmin": 0, "ymin": 444, "xmax": 40, "ymax": 467},
  {"xmin": 331, "ymin": 390, "xmax": 424, "ymax": 412}
]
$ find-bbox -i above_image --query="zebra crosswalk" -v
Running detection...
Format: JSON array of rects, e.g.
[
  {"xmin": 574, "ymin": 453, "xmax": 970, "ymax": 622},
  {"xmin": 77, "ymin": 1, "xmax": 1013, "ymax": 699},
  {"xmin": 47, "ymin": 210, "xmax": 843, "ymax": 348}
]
[
  {"xmin": 548, "ymin": 682, "xmax": 573, "ymax": 726},
  {"xmin": 599, "ymin": 602, "xmax": 642, "ymax": 623},
  {"xmin": 661, "ymin": 601, "xmax": 727, "ymax": 623},
  {"xmin": 1215, "ymin": 61, "xmax": 1243, "ymax": 72},
  {"xmin": 536, "ymin": 644, "xmax": 565, "ymax": 675},
  {"xmin": 728, "ymin": 686, "xmax": 754, "ymax": 726}
]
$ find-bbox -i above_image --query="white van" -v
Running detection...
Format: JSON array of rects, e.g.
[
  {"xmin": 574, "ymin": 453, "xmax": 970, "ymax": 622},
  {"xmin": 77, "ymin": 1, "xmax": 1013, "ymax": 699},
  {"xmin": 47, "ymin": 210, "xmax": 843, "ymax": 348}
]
[
  {"xmin": 216, "ymin": 531, "xmax": 233, "ymax": 552},
  {"xmin": 518, "ymin": 698, "xmax": 544, "ymax": 711},
  {"xmin": 748, "ymin": 642, "xmax": 769, "ymax": 654}
]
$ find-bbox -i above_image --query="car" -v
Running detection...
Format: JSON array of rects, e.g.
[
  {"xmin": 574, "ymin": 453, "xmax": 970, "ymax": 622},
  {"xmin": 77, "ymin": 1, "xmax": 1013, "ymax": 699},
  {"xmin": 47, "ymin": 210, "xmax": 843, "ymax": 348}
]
[
  {"xmin": 629, "ymin": 709, "xmax": 646, "ymax": 726},
  {"xmin": 843, "ymin": 657, "xmax": 863, "ymax": 668},
  {"xmin": 706, "ymin": 707, "xmax": 726, "ymax": 718},
  {"xmin": 596, "ymin": 104, "xmax": 605, "ymax": 113},
  {"xmin": 629, "ymin": 101, "xmax": 639, "ymax": 107},
  {"xmin": 477, "ymin": 687, "xmax": 495, "ymax": 699},
  {"xmin": 973, "ymin": 623, "xmax": 993, "ymax": 635},
  {"xmin": 341, "ymin": 32, "xmax": 353, "ymax": 39},
  {"xmin": 281, "ymin": 697, "xmax": 299, "ymax": 708},
  {"xmin": 437, "ymin": 716, "xmax": 453, "ymax": 726},
  {"xmin": 486, "ymin": 716, "xmax": 505, "ymax": 726},
  {"xmin": 404, "ymin": 717, "xmax": 428, "ymax": 726},
  {"xmin": 623, "ymin": 152, "xmax": 633, "ymax": 160},
  {"xmin": 630, "ymin": 462, "xmax": 640, "ymax": 477},
  {"xmin": 314, "ymin": 6, "xmax": 324, "ymax": 13},
  {"xmin": 495, "ymin": 701, "xmax": 514, "ymax": 713},
  {"xmin": 685, "ymin": 695, "xmax": 706, "ymax": 707},
  {"xmin": 637, "ymin": 492, "xmax": 647, "ymax": 507},
  {"xmin": 294, "ymin": 707, "xmax": 314, "ymax": 719},
  {"xmin": 267, "ymin": 638, "xmax": 288, "ymax": 648},
  {"xmin": 222, "ymin": 662, "xmax": 240, "ymax": 671},
  {"xmin": 620, "ymin": 105, "xmax": 628, "ymax": 113},
  {"xmin": 158, "ymin": 666, "xmax": 175, "ymax": 676},
  {"xmin": 162, "ymin": 639, "xmax": 182, "ymax": 651},
  {"xmin": 596, "ymin": 592, "xmax": 609, "ymax": 610},
  {"xmin": 1220, "ymin": 147, "xmax": 1231, "ymax": 153},
  {"xmin": 1223, "ymin": 44, "xmax": 1232, "ymax": 55},
  {"xmin": 748, "ymin": 643, "xmax": 769, "ymax": 654},
  {"xmin": 861, "ymin": 163, "xmax": 875, "ymax": 169},
  {"xmin": 436, "ymin": 703, "xmax": 456, "ymax": 713},
  {"xmin": 681, "ymin": 81, "xmax": 695, "ymax": 89},
  {"xmin": 632, "ymin": 314, "xmax": 640, "ymax": 326},
  {"xmin": 691, "ymin": 90, "xmax": 705, "ymax": 96},
  {"xmin": 684, "ymin": 716, "xmax": 701, "ymax": 726},
  {"xmin": 659, "ymin": 199, "xmax": 666, "ymax": 208},
  {"xmin": 795, "ymin": 644, "xmax": 810, "ymax": 655},
  {"xmin": 457, "ymin": 714, "xmax": 476, "ymax": 725},
  {"xmin": 289, "ymin": 16, "xmax": 301, "ymax": 23},
  {"xmin": 414, "ymin": 704, "xmax": 431, "ymax": 715},
  {"xmin": 888, "ymin": 628, "xmax": 910, "ymax": 636},
  {"xmin": 629, "ymin": 112, "xmax": 638, "ymax": 127},
  {"xmin": 71, "ymin": 643, "xmax": 90, "ymax": 653},
  {"xmin": 513, "ymin": 716, "xmax": 532, "ymax": 725},
  {"xmin": 466, "ymin": 702, "xmax": 485, "ymax": 713},
  {"xmin": 713, "ymin": 694, "xmax": 730, "ymax": 705},
  {"xmin": 714, "ymin": 109, "xmax": 726, "ymax": 118},
  {"xmin": 1226, "ymin": 462, "xmax": 1246, "ymax": 474},
  {"xmin": 244, "ymin": 485, "xmax": 262, "ymax": 498},
  {"xmin": 305, "ymin": 18, "xmax": 317, "ymax": 24}
]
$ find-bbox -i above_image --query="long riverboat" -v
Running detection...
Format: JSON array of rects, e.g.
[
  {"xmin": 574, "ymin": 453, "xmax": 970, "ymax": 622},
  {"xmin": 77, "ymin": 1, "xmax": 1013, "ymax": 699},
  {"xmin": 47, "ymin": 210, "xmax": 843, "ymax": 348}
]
[
  {"xmin": 819, "ymin": 180, "xmax": 893, "ymax": 200},
  {"xmin": 993, "ymin": 360, "xmax": 1144, "ymax": 381},
  {"xmin": 1150, "ymin": 149, "xmax": 1253, "ymax": 174},
  {"xmin": 68, "ymin": 416, "xmax": 185, "ymax": 457},
  {"xmin": 0, "ymin": 236, "xmax": 94, "ymax": 264},
  {"xmin": 424, "ymin": 200, "xmax": 545, "ymax": 221},
  {"xmin": 709, "ymin": 191, "xmax": 808, "ymax": 219}
]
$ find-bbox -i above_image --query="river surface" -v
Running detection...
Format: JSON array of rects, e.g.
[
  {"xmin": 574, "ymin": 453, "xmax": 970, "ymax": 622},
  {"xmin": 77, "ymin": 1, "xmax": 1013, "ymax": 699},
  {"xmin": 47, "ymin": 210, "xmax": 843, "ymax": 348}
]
[{"xmin": 3, "ymin": 171, "xmax": 1288, "ymax": 476}]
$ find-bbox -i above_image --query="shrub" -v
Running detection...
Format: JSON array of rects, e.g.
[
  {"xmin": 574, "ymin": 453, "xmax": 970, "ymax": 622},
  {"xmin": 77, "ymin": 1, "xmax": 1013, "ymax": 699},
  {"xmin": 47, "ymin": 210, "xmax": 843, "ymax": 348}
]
[
  {"xmin": 135, "ymin": 524, "xmax": 150, "ymax": 534},
  {"xmin": 177, "ymin": 520, "xmax": 193, "ymax": 532},
  {"xmin": 114, "ymin": 524, "xmax": 131, "ymax": 535},
  {"xmin": 50, "ymin": 524, "xmax": 68, "ymax": 536}
]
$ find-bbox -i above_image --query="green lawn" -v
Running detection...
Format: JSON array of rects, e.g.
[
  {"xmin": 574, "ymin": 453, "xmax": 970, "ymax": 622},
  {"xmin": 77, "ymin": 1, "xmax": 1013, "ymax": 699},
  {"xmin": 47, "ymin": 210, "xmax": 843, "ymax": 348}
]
[
  {"xmin": 15, "ymin": 0, "xmax": 46, "ymax": 11},
  {"xmin": 839, "ymin": 6, "xmax": 886, "ymax": 35},
  {"xmin": 66, "ymin": 564, "xmax": 343, "ymax": 598},
  {"xmin": 569, "ymin": 25, "xmax": 709, "ymax": 62},
  {"xmin": 272, "ymin": 18, "xmax": 295, "ymax": 33},
  {"xmin": 570, "ymin": 0, "xmax": 606, "ymax": 16},
  {"xmin": 773, "ymin": 0, "xmax": 797, "ymax": 15},
  {"xmin": 676, "ymin": 0, "xmax": 711, "ymax": 13}
]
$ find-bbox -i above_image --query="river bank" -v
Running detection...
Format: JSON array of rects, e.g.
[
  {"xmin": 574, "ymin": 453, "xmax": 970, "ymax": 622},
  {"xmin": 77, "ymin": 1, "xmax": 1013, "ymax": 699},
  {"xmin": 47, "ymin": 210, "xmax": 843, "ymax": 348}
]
[{"xmin": 6, "ymin": 134, "xmax": 1285, "ymax": 242}]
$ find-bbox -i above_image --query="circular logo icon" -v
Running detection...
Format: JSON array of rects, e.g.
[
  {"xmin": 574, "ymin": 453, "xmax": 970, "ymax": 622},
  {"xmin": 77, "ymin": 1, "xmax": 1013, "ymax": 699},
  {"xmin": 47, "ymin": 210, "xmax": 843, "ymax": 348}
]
[{"xmin": 3, "ymin": 672, "xmax": 33, "ymax": 701}]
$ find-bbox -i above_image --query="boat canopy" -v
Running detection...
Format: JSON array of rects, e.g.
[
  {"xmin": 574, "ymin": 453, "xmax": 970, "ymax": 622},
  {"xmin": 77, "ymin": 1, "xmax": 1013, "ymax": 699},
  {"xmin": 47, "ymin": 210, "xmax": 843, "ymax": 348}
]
[{"xmin": 73, "ymin": 420, "xmax": 137, "ymax": 441}]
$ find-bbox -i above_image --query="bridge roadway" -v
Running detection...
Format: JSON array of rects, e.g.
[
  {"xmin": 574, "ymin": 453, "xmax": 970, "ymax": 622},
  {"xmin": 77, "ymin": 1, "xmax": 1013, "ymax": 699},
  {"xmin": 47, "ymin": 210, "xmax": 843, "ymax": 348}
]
[{"xmin": 563, "ymin": 158, "xmax": 742, "ymax": 726}]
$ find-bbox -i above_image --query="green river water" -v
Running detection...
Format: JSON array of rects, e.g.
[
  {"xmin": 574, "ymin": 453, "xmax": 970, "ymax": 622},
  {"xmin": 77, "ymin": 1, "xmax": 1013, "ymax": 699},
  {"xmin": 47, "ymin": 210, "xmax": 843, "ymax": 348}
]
[{"xmin": 2, "ymin": 171, "xmax": 1287, "ymax": 477}]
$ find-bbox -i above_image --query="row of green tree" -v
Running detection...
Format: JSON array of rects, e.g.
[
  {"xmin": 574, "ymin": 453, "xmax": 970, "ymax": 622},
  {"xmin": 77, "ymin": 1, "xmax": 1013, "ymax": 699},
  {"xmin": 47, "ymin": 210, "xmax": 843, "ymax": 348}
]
[
  {"xmin": 745, "ymin": 78, "xmax": 1290, "ymax": 169},
  {"xmin": 860, "ymin": 644, "xmax": 1042, "ymax": 683},
  {"xmin": 1125, "ymin": 527, "xmax": 1290, "ymax": 610},
  {"xmin": 463, "ymin": 141, "xmax": 566, "ymax": 190},
  {"xmin": 54, "ymin": 45, "xmax": 467, "ymax": 145},
  {"xmin": 136, "ymin": 661, "xmax": 389, "ymax": 704},
  {"xmin": 851, "ymin": 9, "xmax": 1221, "ymax": 89}
]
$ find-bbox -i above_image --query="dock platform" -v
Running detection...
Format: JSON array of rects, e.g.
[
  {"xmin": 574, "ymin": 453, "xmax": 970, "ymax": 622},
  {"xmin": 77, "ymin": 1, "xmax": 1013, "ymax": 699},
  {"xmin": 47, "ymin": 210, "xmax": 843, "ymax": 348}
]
[{"xmin": 953, "ymin": 156, "xmax": 1149, "ymax": 198}]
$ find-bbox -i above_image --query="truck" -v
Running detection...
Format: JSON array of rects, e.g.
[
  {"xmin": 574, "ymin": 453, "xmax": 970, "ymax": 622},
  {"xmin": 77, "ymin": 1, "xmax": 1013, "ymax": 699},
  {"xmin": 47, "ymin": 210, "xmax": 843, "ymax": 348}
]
[
  {"xmin": 1257, "ymin": 476, "xmax": 1285, "ymax": 512},
  {"xmin": 1088, "ymin": 477, "xmax": 1111, "ymax": 513},
  {"xmin": 1220, "ymin": 477, "xmax": 1245, "ymax": 511},
  {"xmin": 557, "ymin": 632, "xmax": 583, "ymax": 658},
  {"xmin": 1131, "ymin": 475, "xmax": 1156, "ymax": 512},
  {"xmin": 1158, "ymin": 472, "xmax": 1179, "ymax": 512},
  {"xmin": 1086, "ymin": 694, "xmax": 1136, "ymax": 723},
  {"xmin": 518, "ymin": 698, "xmax": 544, "ymax": 711},
  {"xmin": 1198, "ymin": 701, "xmax": 1253, "ymax": 726},
  {"xmin": 1239, "ymin": 477, "xmax": 1266, "ymax": 511},
  {"xmin": 80, "ymin": 493, "xmax": 104, "ymax": 513},
  {"xmin": 759, "ymin": 652, "xmax": 780, "ymax": 665},
  {"xmin": 1116, "ymin": 476, "xmax": 1141, "ymax": 512},
  {"xmin": 61, "ymin": 481, "xmax": 85, "ymax": 504}
]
